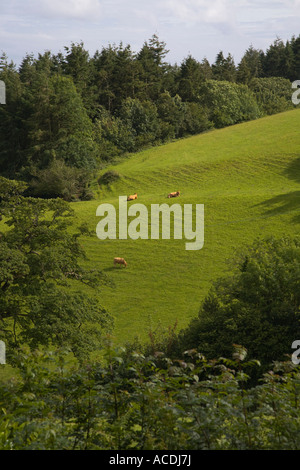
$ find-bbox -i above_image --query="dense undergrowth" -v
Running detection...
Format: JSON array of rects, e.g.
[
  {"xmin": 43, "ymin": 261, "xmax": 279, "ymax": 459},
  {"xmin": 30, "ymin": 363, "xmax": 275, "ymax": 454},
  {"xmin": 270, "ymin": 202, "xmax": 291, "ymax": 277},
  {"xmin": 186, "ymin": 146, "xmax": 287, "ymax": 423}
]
[{"xmin": 0, "ymin": 344, "xmax": 299, "ymax": 450}]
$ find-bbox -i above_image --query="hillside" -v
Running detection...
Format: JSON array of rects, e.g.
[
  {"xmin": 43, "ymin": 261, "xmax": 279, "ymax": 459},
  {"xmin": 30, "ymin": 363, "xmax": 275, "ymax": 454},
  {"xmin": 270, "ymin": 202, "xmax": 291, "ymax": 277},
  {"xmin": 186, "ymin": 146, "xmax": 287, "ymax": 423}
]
[{"xmin": 71, "ymin": 109, "xmax": 300, "ymax": 345}]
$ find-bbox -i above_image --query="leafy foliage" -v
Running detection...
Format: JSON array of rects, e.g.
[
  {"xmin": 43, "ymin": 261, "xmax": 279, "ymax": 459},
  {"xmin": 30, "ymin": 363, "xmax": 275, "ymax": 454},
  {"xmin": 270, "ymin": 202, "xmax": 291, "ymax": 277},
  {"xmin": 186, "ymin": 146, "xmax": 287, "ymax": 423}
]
[
  {"xmin": 98, "ymin": 170, "xmax": 121, "ymax": 187},
  {"xmin": 1, "ymin": 33, "xmax": 300, "ymax": 197},
  {"xmin": 0, "ymin": 345, "xmax": 299, "ymax": 450},
  {"xmin": 0, "ymin": 177, "xmax": 112, "ymax": 358},
  {"xmin": 199, "ymin": 80, "xmax": 261, "ymax": 128},
  {"xmin": 28, "ymin": 159, "xmax": 93, "ymax": 201},
  {"xmin": 176, "ymin": 236, "xmax": 300, "ymax": 365},
  {"xmin": 249, "ymin": 77, "xmax": 294, "ymax": 115}
]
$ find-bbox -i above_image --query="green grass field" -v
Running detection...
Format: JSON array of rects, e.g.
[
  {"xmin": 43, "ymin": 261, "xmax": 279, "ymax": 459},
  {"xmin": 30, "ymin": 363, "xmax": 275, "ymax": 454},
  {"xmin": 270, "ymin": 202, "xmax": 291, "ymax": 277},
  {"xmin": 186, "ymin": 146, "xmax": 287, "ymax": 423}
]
[{"xmin": 68, "ymin": 108, "xmax": 300, "ymax": 346}]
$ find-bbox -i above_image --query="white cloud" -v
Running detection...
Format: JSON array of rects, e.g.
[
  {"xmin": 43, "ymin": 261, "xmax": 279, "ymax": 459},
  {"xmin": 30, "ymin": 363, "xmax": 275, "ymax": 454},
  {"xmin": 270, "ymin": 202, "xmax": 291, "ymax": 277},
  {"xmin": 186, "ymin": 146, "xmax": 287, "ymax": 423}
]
[
  {"xmin": 204, "ymin": 0, "xmax": 233, "ymax": 23},
  {"xmin": 1, "ymin": 0, "xmax": 300, "ymax": 67},
  {"xmin": 20, "ymin": 0, "xmax": 103, "ymax": 20},
  {"xmin": 284, "ymin": 0, "xmax": 300, "ymax": 8},
  {"xmin": 163, "ymin": 0, "xmax": 237, "ymax": 26}
]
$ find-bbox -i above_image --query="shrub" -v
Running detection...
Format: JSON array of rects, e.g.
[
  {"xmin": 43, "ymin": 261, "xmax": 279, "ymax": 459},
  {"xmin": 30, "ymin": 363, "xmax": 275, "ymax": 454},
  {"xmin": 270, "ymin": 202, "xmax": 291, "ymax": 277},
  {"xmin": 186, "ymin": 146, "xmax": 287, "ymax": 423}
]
[
  {"xmin": 1, "ymin": 346, "xmax": 300, "ymax": 450},
  {"xmin": 249, "ymin": 77, "xmax": 295, "ymax": 115},
  {"xmin": 198, "ymin": 80, "xmax": 261, "ymax": 128},
  {"xmin": 98, "ymin": 170, "xmax": 121, "ymax": 187},
  {"xmin": 176, "ymin": 236, "xmax": 300, "ymax": 365},
  {"xmin": 28, "ymin": 159, "xmax": 92, "ymax": 201}
]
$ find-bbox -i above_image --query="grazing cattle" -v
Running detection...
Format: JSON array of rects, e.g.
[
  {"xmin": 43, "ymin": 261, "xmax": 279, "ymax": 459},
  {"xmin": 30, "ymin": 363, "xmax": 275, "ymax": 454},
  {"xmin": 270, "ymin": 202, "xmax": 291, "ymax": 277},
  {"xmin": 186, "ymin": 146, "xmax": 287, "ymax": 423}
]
[
  {"xmin": 127, "ymin": 193, "xmax": 137, "ymax": 201},
  {"xmin": 114, "ymin": 257, "xmax": 127, "ymax": 267},
  {"xmin": 167, "ymin": 191, "xmax": 180, "ymax": 198}
]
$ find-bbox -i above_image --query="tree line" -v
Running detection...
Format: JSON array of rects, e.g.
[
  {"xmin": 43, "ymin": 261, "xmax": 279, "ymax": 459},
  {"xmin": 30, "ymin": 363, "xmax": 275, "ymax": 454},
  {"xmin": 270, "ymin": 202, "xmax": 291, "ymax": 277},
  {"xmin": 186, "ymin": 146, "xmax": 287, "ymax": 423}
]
[{"xmin": 0, "ymin": 34, "xmax": 299, "ymax": 200}]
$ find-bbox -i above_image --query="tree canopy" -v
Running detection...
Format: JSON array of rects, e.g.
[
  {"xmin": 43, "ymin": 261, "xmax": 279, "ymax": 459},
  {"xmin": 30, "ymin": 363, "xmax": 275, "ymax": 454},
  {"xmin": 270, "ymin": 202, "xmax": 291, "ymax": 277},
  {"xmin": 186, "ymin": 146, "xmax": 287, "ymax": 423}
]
[
  {"xmin": 176, "ymin": 236, "xmax": 300, "ymax": 365},
  {"xmin": 0, "ymin": 177, "xmax": 112, "ymax": 359},
  {"xmin": 0, "ymin": 34, "xmax": 299, "ymax": 200}
]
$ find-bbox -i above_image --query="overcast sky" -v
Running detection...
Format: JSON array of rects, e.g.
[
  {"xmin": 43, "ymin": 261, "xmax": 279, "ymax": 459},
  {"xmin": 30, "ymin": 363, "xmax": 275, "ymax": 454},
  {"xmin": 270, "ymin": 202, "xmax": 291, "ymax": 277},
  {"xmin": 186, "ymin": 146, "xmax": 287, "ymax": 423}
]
[{"xmin": 1, "ymin": 0, "xmax": 300, "ymax": 67}]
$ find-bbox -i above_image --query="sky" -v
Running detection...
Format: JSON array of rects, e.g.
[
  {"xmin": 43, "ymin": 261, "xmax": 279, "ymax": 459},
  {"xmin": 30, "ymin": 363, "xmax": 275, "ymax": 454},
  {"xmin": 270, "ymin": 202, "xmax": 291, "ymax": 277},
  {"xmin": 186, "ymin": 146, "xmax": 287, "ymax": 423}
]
[{"xmin": 1, "ymin": 0, "xmax": 300, "ymax": 67}]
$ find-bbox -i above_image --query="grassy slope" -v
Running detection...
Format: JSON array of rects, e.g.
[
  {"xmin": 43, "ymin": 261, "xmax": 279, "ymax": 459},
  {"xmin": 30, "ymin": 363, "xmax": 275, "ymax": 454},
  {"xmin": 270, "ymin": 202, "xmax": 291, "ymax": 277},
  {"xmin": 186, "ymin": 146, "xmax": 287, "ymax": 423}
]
[{"xmin": 71, "ymin": 109, "xmax": 300, "ymax": 345}]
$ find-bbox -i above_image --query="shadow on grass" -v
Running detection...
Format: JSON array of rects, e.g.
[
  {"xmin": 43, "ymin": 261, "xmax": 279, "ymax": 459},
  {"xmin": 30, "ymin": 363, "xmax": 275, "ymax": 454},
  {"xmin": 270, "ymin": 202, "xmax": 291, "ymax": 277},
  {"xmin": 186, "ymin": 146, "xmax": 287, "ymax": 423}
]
[
  {"xmin": 102, "ymin": 266, "xmax": 128, "ymax": 273},
  {"xmin": 256, "ymin": 191, "xmax": 300, "ymax": 223},
  {"xmin": 254, "ymin": 156, "xmax": 300, "ymax": 223},
  {"xmin": 285, "ymin": 156, "xmax": 300, "ymax": 184}
]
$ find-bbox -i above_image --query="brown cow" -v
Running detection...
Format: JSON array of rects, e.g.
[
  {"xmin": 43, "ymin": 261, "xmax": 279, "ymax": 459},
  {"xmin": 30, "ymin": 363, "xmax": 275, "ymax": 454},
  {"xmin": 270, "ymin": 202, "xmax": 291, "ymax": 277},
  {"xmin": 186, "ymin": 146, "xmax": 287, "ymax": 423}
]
[
  {"xmin": 127, "ymin": 193, "xmax": 137, "ymax": 201},
  {"xmin": 114, "ymin": 257, "xmax": 127, "ymax": 268},
  {"xmin": 167, "ymin": 191, "xmax": 180, "ymax": 198}
]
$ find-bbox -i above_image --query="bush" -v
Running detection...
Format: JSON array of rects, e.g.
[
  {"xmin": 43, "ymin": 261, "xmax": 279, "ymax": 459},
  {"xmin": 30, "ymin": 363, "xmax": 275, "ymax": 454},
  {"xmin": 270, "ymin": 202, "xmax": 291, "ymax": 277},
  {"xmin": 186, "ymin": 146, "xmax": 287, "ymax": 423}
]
[
  {"xmin": 98, "ymin": 170, "xmax": 121, "ymax": 187},
  {"xmin": 249, "ymin": 77, "xmax": 295, "ymax": 115},
  {"xmin": 28, "ymin": 159, "xmax": 93, "ymax": 201},
  {"xmin": 1, "ymin": 345, "xmax": 300, "ymax": 450},
  {"xmin": 198, "ymin": 80, "xmax": 261, "ymax": 128},
  {"xmin": 176, "ymin": 236, "xmax": 300, "ymax": 365}
]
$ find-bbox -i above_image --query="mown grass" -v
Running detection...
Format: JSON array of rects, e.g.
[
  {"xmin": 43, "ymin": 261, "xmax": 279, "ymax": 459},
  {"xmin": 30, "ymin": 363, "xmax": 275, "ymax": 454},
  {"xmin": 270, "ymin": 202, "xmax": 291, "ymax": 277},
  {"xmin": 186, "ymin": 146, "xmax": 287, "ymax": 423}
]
[{"xmin": 66, "ymin": 109, "xmax": 300, "ymax": 346}]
